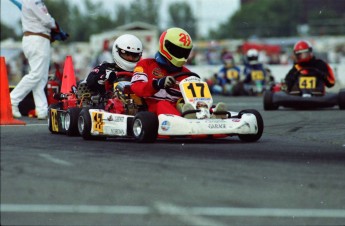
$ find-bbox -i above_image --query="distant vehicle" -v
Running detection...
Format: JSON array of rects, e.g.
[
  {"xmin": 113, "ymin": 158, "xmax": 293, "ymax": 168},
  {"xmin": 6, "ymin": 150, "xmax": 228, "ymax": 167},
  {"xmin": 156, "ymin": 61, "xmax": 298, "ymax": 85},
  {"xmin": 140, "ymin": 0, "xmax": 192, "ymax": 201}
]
[{"xmin": 264, "ymin": 68, "xmax": 345, "ymax": 110}]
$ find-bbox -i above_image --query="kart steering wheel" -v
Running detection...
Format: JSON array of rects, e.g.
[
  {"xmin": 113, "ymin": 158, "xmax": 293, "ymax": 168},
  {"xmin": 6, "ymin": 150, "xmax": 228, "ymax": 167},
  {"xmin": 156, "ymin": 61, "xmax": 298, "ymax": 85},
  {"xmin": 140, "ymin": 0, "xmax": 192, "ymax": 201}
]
[
  {"xmin": 116, "ymin": 71, "xmax": 134, "ymax": 81},
  {"xmin": 165, "ymin": 72, "xmax": 201, "ymax": 97},
  {"xmin": 294, "ymin": 67, "xmax": 326, "ymax": 79}
]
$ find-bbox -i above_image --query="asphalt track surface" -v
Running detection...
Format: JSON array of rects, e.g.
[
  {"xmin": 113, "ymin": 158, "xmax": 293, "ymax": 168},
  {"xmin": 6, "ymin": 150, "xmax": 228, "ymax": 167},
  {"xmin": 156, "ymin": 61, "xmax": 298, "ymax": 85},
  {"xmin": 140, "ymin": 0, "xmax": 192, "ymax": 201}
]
[{"xmin": 1, "ymin": 96, "xmax": 345, "ymax": 226}]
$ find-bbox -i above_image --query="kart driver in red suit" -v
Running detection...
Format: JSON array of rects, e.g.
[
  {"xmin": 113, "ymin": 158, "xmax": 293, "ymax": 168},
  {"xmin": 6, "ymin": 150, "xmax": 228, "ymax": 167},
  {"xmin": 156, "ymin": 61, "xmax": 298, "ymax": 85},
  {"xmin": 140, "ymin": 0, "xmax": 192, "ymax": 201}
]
[{"xmin": 130, "ymin": 27, "xmax": 193, "ymax": 116}]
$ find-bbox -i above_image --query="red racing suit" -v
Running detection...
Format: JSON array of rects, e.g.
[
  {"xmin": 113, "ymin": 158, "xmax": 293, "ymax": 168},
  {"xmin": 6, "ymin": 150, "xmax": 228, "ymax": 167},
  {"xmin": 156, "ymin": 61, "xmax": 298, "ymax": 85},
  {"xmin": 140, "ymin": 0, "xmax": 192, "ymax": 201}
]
[{"xmin": 130, "ymin": 58, "xmax": 190, "ymax": 116}]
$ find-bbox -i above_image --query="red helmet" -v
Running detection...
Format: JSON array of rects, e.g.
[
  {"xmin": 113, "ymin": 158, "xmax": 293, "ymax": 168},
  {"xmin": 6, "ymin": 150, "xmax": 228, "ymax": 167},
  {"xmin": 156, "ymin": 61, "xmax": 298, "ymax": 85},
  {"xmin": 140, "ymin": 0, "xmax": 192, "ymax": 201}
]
[{"xmin": 293, "ymin": 40, "xmax": 313, "ymax": 63}]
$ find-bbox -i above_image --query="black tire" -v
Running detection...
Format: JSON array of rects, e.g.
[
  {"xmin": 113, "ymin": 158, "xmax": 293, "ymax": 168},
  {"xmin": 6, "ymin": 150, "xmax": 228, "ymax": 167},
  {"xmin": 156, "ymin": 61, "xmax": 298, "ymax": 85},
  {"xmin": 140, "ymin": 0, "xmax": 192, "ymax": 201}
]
[
  {"xmin": 132, "ymin": 111, "xmax": 158, "ymax": 143},
  {"xmin": 238, "ymin": 109, "xmax": 264, "ymax": 142},
  {"xmin": 78, "ymin": 108, "xmax": 93, "ymax": 140},
  {"xmin": 338, "ymin": 90, "xmax": 345, "ymax": 110},
  {"xmin": 48, "ymin": 103, "xmax": 61, "ymax": 134},
  {"xmin": 263, "ymin": 91, "xmax": 278, "ymax": 110},
  {"xmin": 65, "ymin": 107, "xmax": 81, "ymax": 136}
]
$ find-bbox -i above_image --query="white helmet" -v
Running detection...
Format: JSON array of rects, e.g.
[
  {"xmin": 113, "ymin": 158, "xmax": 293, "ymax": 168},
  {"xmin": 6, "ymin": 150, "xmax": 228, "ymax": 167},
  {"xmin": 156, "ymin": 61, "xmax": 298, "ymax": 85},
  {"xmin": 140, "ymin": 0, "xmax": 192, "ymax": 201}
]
[
  {"xmin": 112, "ymin": 34, "xmax": 143, "ymax": 71},
  {"xmin": 246, "ymin": 48, "xmax": 259, "ymax": 64}
]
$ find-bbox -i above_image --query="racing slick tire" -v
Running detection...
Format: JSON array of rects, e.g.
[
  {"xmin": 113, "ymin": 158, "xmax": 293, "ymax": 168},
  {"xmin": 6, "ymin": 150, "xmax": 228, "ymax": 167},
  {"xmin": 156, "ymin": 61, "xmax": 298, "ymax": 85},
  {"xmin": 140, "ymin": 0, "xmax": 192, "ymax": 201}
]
[
  {"xmin": 263, "ymin": 91, "xmax": 278, "ymax": 110},
  {"xmin": 132, "ymin": 111, "xmax": 158, "ymax": 143},
  {"xmin": 48, "ymin": 103, "xmax": 62, "ymax": 134},
  {"xmin": 65, "ymin": 107, "xmax": 81, "ymax": 136},
  {"xmin": 238, "ymin": 109, "xmax": 264, "ymax": 142},
  {"xmin": 338, "ymin": 89, "xmax": 345, "ymax": 110}
]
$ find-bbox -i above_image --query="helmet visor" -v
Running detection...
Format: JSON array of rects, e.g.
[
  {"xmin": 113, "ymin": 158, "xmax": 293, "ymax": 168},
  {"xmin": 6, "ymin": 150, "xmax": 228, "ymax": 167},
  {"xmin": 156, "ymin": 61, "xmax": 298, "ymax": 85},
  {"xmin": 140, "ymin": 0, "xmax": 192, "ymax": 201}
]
[
  {"xmin": 165, "ymin": 40, "xmax": 191, "ymax": 59},
  {"xmin": 295, "ymin": 52, "xmax": 311, "ymax": 61},
  {"xmin": 117, "ymin": 47, "xmax": 142, "ymax": 62}
]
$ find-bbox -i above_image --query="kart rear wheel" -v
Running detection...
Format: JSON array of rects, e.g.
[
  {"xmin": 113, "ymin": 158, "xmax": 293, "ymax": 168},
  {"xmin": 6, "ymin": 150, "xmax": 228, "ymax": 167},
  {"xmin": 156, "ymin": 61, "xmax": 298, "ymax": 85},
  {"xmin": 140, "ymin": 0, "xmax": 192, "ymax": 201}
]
[
  {"xmin": 48, "ymin": 103, "xmax": 61, "ymax": 134},
  {"xmin": 238, "ymin": 109, "xmax": 264, "ymax": 142},
  {"xmin": 263, "ymin": 91, "xmax": 278, "ymax": 110},
  {"xmin": 132, "ymin": 112, "xmax": 158, "ymax": 143},
  {"xmin": 78, "ymin": 108, "xmax": 93, "ymax": 140},
  {"xmin": 65, "ymin": 107, "xmax": 81, "ymax": 136},
  {"xmin": 338, "ymin": 89, "xmax": 345, "ymax": 110}
]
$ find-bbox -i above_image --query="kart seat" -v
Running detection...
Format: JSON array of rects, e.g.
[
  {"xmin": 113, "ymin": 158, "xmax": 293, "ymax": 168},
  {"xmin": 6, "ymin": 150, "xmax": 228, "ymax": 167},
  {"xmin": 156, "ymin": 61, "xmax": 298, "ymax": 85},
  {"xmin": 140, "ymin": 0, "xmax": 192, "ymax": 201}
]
[{"xmin": 77, "ymin": 81, "xmax": 93, "ymax": 98}]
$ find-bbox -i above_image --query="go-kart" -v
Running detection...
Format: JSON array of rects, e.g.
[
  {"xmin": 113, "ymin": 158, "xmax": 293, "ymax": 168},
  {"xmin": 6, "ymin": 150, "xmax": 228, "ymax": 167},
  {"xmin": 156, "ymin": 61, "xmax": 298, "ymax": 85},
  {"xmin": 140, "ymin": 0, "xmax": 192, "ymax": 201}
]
[
  {"xmin": 242, "ymin": 69, "xmax": 271, "ymax": 96},
  {"xmin": 78, "ymin": 72, "xmax": 264, "ymax": 143},
  {"xmin": 263, "ymin": 68, "xmax": 345, "ymax": 110},
  {"xmin": 48, "ymin": 72, "xmax": 134, "ymax": 136}
]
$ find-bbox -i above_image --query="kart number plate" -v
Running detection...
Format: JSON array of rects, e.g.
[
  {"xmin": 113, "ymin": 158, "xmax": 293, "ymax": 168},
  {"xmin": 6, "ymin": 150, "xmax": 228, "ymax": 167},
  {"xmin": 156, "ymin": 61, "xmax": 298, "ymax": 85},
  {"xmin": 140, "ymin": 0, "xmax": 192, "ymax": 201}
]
[
  {"xmin": 226, "ymin": 70, "xmax": 239, "ymax": 79},
  {"xmin": 251, "ymin": 70, "xmax": 264, "ymax": 81},
  {"xmin": 182, "ymin": 82, "xmax": 211, "ymax": 99},
  {"xmin": 92, "ymin": 112, "xmax": 104, "ymax": 133},
  {"xmin": 299, "ymin": 76, "xmax": 316, "ymax": 89},
  {"xmin": 51, "ymin": 108, "xmax": 59, "ymax": 132}
]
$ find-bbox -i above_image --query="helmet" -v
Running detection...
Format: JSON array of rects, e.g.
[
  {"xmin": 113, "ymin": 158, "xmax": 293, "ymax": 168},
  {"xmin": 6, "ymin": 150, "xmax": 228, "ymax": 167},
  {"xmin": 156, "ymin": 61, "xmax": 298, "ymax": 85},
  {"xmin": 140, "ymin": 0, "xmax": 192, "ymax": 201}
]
[
  {"xmin": 158, "ymin": 27, "xmax": 193, "ymax": 68},
  {"xmin": 246, "ymin": 48, "xmax": 259, "ymax": 64},
  {"xmin": 112, "ymin": 34, "xmax": 143, "ymax": 71},
  {"xmin": 293, "ymin": 40, "xmax": 313, "ymax": 63},
  {"xmin": 222, "ymin": 53, "xmax": 234, "ymax": 67}
]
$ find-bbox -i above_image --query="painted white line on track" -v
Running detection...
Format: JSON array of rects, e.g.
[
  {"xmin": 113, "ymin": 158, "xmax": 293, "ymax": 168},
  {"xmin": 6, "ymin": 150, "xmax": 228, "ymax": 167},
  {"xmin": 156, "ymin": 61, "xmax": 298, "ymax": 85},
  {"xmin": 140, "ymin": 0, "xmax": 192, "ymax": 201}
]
[
  {"xmin": 1, "ymin": 204, "xmax": 345, "ymax": 218},
  {"xmin": 154, "ymin": 202, "xmax": 226, "ymax": 226},
  {"xmin": 38, "ymin": 153, "xmax": 72, "ymax": 166}
]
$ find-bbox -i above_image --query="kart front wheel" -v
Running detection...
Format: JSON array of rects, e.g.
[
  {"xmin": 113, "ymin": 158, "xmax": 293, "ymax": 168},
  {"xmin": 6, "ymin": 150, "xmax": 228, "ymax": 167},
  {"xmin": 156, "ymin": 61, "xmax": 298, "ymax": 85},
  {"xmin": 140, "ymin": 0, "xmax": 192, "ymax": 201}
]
[
  {"xmin": 238, "ymin": 109, "xmax": 264, "ymax": 142},
  {"xmin": 132, "ymin": 112, "xmax": 158, "ymax": 143},
  {"xmin": 65, "ymin": 107, "xmax": 81, "ymax": 136},
  {"xmin": 263, "ymin": 91, "xmax": 278, "ymax": 110},
  {"xmin": 338, "ymin": 89, "xmax": 345, "ymax": 110},
  {"xmin": 78, "ymin": 108, "xmax": 93, "ymax": 140}
]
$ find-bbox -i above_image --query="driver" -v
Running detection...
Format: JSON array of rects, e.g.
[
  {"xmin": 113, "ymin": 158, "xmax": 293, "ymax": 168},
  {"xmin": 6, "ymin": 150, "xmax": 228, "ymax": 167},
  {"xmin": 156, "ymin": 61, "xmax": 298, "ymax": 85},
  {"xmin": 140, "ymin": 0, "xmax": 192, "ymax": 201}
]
[
  {"xmin": 284, "ymin": 40, "xmax": 335, "ymax": 93},
  {"xmin": 85, "ymin": 34, "xmax": 143, "ymax": 95},
  {"xmin": 130, "ymin": 27, "xmax": 227, "ymax": 118}
]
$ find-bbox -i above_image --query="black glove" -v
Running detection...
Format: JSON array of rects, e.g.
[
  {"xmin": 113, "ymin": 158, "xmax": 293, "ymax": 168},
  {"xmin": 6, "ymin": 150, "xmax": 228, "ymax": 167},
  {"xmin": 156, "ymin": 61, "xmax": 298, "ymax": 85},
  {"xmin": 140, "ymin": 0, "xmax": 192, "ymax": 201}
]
[
  {"xmin": 153, "ymin": 76, "xmax": 176, "ymax": 90},
  {"xmin": 50, "ymin": 22, "xmax": 69, "ymax": 42},
  {"xmin": 105, "ymin": 70, "xmax": 117, "ymax": 83}
]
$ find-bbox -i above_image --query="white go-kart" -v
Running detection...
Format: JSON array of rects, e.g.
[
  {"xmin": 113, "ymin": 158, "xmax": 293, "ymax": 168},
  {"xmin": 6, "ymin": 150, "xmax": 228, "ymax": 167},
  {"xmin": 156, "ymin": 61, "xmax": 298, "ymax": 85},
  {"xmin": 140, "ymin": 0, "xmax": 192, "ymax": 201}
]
[{"xmin": 78, "ymin": 72, "xmax": 264, "ymax": 143}]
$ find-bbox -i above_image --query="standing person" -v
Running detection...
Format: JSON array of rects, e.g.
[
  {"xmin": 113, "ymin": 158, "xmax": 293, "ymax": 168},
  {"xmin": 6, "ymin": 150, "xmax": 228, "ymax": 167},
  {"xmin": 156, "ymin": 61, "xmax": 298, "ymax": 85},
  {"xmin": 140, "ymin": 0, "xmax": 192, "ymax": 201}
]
[
  {"xmin": 130, "ymin": 27, "xmax": 227, "ymax": 119},
  {"xmin": 284, "ymin": 40, "xmax": 335, "ymax": 93},
  {"xmin": 10, "ymin": 0, "xmax": 57, "ymax": 119},
  {"xmin": 85, "ymin": 34, "xmax": 143, "ymax": 95}
]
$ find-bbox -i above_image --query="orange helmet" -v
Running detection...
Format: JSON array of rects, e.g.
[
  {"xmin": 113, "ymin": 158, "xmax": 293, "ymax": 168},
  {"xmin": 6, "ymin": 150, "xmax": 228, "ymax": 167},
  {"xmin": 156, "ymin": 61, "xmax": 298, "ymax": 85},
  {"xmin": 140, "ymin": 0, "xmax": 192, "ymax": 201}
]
[{"xmin": 293, "ymin": 40, "xmax": 313, "ymax": 63}]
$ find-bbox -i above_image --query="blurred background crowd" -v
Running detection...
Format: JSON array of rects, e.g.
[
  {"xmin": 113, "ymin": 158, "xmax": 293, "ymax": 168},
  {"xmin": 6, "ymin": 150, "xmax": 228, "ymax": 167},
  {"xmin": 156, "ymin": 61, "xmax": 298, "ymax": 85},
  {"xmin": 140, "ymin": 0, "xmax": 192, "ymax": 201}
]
[{"xmin": 1, "ymin": 0, "xmax": 344, "ymax": 85}]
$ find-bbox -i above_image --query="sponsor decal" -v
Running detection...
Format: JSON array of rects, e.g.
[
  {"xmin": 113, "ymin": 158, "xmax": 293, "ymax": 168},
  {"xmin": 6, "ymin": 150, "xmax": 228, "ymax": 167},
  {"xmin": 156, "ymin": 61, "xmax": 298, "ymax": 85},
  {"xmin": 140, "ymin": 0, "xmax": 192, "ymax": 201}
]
[
  {"xmin": 134, "ymin": 66, "xmax": 144, "ymax": 73},
  {"xmin": 153, "ymin": 67, "xmax": 164, "ymax": 77},
  {"xmin": 114, "ymin": 116, "xmax": 125, "ymax": 122},
  {"xmin": 208, "ymin": 123, "xmax": 226, "ymax": 129},
  {"xmin": 232, "ymin": 119, "xmax": 240, "ymax": 122},
  {"xmin": 161, "ymin": 120, "xmax": 171, "ymax": 131},
  {"xmin": 110, "ymin": 129, "xmax": 125, "ymax": 135},
  {"xmin": 183, "ymin": 77, "xmax": 200, "ymax": 82}
]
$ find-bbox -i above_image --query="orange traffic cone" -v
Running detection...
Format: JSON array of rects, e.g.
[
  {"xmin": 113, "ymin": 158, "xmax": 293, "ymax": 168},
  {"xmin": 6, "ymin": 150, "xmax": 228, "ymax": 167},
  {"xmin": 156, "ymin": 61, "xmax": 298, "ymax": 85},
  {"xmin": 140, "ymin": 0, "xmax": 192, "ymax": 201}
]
[
  {"xmin": 0, "ymin": 56, "xmax": 26, "ymax": 125},
  {"xmin": 60, "ymin": 55, "xmax": 77, "ymax": 94}
]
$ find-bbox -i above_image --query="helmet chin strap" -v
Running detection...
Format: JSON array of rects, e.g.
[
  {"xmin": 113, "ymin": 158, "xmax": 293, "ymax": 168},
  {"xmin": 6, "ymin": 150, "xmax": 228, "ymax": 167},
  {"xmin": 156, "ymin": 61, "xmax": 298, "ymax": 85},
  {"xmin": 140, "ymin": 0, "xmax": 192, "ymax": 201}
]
[{"xmin": 155, "ymin": 52, "xmax": 181, "ymax": 73}]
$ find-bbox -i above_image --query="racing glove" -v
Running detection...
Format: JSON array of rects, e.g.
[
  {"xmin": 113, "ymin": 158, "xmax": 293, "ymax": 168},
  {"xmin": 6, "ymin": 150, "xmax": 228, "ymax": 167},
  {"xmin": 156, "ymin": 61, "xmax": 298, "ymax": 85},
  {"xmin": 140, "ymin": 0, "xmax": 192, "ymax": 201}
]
[
  {"xmin": 105, "ymin": 70, "xmax": 117, "ymax": 83},
  {"xmin": 153, "ymin": 76, "xmax": 176, "ymax": 90}
]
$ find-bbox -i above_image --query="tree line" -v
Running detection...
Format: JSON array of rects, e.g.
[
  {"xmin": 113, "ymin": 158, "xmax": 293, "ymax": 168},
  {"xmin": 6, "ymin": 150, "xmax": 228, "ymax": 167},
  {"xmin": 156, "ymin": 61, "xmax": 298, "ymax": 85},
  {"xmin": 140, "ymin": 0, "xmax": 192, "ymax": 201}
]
[{"xmin": 1, "ymin": 0, "xmax": 344, "ymax": 42}]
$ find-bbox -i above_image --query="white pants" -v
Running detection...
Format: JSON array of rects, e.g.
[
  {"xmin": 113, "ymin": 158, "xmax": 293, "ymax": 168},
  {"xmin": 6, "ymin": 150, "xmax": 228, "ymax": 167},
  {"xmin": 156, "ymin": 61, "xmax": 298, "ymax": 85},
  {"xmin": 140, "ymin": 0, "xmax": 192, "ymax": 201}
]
[{"xmin": 10, "ymin": 35, "xmax": 51, "ymax": 116}]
